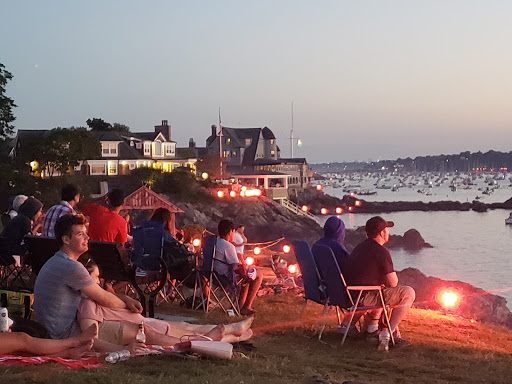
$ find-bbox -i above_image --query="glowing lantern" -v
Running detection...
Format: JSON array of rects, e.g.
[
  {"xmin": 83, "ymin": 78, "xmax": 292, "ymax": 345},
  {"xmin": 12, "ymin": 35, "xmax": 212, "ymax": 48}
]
[
  {"xmin": 316, "ymin": 184, "xmax": 323, "ymax": 191},
  {"xmin": 348, "ymin": 206, "xmax": 353, "ymax": 212},
  {"xmin": 350, "ymin": 192, "xmax": 355, "ymax": 197},
  {"xmin": 253, "ymin": 247, "xmax": 261, "ymax": 255},
  {"xmin": 217, "ymin": 191, "xmax": 224, "ymax": 198},
  {"xmin": 282, "ymin": 245, "xmax": 291, "ymax": 253},
  {"xmin": 192, "ymin": 238, "xmax": 201, "ymax": 247},
  {"xmin": 245, "ymin": 189, "xmax": 262, "ymax": 197},
  {"xmin": 201, "ymin": 172, "xmax": 209, "ymax": 180},
  {"xmin": 355, "ymin": 200, "xmax": 361, "ymax": 207},
  {"xmin": 287, "ymin": 264, "xmax": 297, "ymax": 274},
  {"xmin": 229, "ymin": 190, "xmax": 236, "ymax": 198},
  {"xmin": 29, "ymin": 161, "xmax": 38, "ymax": 171},
  {"xmin": 320, "ymin": 207, "xmax": 328, "ymax": 215},
  {"xmin": 301, "ymin": 205, "xmax": 309, "ymax": 212},
  {"xmin": 335, "ymin": 207, "xmax": 343, "ymax": 214},
  {"xmin": 241, "ymin": 186, "xmax": 247, "ymax": 191},
  {"xmin": 240, "ymin": 190, "xmax": 246, "ymax": 197},
  {"xmin": 245, "ymin": 256, "xmax": 255, "ymax": 266},
  {"xmin": 440, "ymin": 290, "xmax": 459, "ymax": 308}
]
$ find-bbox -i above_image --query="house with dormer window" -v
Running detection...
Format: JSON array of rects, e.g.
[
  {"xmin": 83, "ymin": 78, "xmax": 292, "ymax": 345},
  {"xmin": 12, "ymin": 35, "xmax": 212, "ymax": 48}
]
[{"xmin": 11, "ymin": 120, "xmax": 196, "ymax": 177}]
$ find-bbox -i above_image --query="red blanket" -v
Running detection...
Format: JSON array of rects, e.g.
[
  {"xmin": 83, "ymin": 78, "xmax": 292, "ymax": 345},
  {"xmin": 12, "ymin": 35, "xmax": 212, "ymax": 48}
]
[{"xmin": 0, "ymin": 354, "xmax": 102, "ymax": 369}]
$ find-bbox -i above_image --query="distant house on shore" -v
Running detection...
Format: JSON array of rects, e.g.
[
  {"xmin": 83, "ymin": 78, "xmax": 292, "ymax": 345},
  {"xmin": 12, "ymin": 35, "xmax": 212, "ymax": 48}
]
[{"xmin": 11, "ymin": 120, "xmax": 197, "ymax": 177}]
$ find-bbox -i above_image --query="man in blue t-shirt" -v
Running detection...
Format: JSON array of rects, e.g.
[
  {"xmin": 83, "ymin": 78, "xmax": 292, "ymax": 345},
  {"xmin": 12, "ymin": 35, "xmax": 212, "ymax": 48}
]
[{"xmin": 344, "ymin": 216, "xmax": 415, "ymax": 348}]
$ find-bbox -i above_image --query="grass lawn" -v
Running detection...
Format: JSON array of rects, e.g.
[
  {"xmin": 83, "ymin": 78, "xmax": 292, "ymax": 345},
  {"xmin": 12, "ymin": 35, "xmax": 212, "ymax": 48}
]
[{"xmin": 2, "ymin": 291, "xmax": 512, "ymax": 384}]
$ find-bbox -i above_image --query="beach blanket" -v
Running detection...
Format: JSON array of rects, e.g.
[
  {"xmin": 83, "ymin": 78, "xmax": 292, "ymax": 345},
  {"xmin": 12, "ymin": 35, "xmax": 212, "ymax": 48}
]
[{"xmin": 0, "ymin": 355, "xmax": 102, "ymax": 369}]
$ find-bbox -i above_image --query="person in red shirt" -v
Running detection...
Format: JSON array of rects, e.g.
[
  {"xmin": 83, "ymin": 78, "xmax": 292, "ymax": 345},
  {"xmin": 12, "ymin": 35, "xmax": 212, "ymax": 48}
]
[{"xmin": 82, "ymin": 189, "xmax": 128, "ymax": 244}]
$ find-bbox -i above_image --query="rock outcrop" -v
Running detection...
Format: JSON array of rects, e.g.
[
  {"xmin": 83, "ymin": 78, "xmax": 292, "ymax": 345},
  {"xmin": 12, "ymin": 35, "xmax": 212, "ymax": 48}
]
[{"xmin": 398, "ymin": 268, "xmax": 512, "ymax": 329}]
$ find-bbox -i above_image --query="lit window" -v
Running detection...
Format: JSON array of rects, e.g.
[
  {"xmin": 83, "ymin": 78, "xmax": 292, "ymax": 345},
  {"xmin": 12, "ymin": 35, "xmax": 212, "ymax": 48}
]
[
  {"xmin": 91, "ymin": 164, "xmax": 106, "ymax": 174},
  {"xmin": 226, "ymin": 138, "xmax": 231, "ymax": 144},
  {"xmin": 108, "ymin": 162, "xmax": 117, "ymax": 175},
  {"xmin": 270, "ymin": 150, "xmax": 275, "ymax": 156},
  {"xmin": 270, "ymin": 139, "xmax": 275, "ymax": 144},
  {"xmin": 129, "ymin": 163, "xmax": 135, "ymax": 170},
  {"xmin": 245, "ymin": 138, "xmax": 251, "ymax": 146},
  {"xmin": 232, "ymin": 151, "xmax": 237, "ymax": 156},
  {"xmin": 101, "ymin": 143, "xmax": 118, "ymax": 156},
  {"xmin": 223, "ymin": 150, "xmax": 230, "ymax": 157}
]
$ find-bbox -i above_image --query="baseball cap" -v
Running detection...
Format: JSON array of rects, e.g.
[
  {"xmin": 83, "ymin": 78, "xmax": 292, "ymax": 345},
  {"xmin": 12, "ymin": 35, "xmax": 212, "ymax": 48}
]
[{"xmin": 365, "ymin": 216, "xmax": 394, "ymax": 238}]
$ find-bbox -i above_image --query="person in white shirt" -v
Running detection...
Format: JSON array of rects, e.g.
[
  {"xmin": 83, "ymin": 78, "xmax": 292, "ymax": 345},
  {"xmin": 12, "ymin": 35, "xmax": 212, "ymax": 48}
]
[
  {"xmin": 214, "ymin": 220, "xmax": 262, "ymax": 316},
  {"xmin": 232, "ymin": 224, "xmax": 247, "ymax": 260}
]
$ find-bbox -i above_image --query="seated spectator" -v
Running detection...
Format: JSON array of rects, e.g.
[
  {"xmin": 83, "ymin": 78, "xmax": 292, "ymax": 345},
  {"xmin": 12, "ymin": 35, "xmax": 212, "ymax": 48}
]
[
  {"xmin": 150, "ymin": 208, "xmax": 176, "ymax": 242},
  {"xmin": 34, "ymin": 214, "xmax": 142, "ymax": 341},
  {"xmin": 215, "ymin": 219, "xmax": 263, "ymax": 316},
  {"xmin": 313, "ymin": 216, "xmax": 349, "ymax": 271},
  {"xmin": 82, "ymin": 189, "xmax": 128, "ymax": 244},
  {"xmin": 1, "ymin": 197, "xmax": 43, "ymax": 257},
  {"xmin": 77, "ymin": 259, "xmax": 254, "ymax": 353},
  {"xmin": 42, "ymin": 184, "xmax": 80, "ymax": 237}
]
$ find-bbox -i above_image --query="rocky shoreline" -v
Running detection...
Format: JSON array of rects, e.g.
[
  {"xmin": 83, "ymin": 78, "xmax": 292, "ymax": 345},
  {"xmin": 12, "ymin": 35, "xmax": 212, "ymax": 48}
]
[{"xmin": 293, "ymin": 187, "xmax": 512, "ymax": 215}]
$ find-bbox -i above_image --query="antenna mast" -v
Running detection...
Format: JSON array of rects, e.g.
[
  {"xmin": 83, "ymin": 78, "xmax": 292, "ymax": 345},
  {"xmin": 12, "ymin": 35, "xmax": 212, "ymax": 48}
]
[
  {"xmin": 219, "ymin": 107, "xmax": 223, "ymax": 180},
  {"xmin": 290, "ymin": 101, "xmax": 294, "ymax": 158}
]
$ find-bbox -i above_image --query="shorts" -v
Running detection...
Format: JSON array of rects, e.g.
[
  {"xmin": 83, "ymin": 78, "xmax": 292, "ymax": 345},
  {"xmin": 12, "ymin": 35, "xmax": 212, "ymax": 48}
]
[{"xmin": 98, "ymin": 321, "xmax": 125, "ymax": 345}]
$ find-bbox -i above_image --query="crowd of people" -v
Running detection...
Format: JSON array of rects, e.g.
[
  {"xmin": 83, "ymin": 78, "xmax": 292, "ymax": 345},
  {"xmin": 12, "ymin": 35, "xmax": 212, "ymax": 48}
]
[{"xmin": 0, "ymin": 182, "xmax": 414, "ymax": 357}]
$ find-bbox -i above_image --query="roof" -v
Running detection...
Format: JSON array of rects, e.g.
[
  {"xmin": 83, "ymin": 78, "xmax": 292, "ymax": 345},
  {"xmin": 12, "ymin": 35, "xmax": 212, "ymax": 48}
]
[
  {"xmin": 90, "ymin": 130, "xmax": 124, "ymax": 141},
  {"xmin": 261, "ymin": 126, "xmax": 276, "ymax": 140},
  {"xmin": 123, "ymin": 186, "xmax": 184, "ymax": 213},
  {"xmin": 253, "ymin": 157, "xmax": 308, "ymax": 165},
  {"xmin": 230, "ymin": 169, "xmax": 289, "ymax": 177}
]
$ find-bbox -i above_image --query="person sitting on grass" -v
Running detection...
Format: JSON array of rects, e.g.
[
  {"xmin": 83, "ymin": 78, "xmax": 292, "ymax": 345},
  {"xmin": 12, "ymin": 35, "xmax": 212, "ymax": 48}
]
[
  {"xmin": 77, "ymin": 259, "xmax": 254, "ymax": 354},
  {"xmin": 0, "ymin": 323, "xmax": 96, "ymax": 359},
  {"xmin": 214, "ymin": 219, "xmax": 263, "ymax": 316}
]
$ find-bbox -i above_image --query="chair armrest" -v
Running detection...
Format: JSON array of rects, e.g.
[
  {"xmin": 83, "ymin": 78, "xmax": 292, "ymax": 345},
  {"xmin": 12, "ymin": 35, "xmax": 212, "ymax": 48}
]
[{"xmin": 347, "ymin": 285, "xmax": 382, "ymax": 291}]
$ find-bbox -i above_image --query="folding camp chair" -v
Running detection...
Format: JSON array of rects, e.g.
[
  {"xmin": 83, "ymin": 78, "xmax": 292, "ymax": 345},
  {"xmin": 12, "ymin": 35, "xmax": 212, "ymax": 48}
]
[
  {"xmin": 23, "ymin": 235, "xmax": 59, "ymax": 276},
  {"xmin": 0, "ymin": 236, "xmax": 32, "ymax": 290},
  {"xmin": 200, "ymin": 235, "xmax": 241, "ymax": 316},
  {"xmin": 291, "ymin": 240, "xmax": 332, "ymax": 332},
  {"xmin": 130, "ymin": 221, "xmax": 168, "ymax": 318},
  {"xmin": 312, "ymin": 244, "xmax": 394, "ymax": 346}
]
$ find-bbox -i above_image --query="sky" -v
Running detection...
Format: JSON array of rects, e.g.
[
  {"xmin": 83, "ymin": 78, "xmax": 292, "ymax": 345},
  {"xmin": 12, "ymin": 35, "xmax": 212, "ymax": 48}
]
[{"xmin": 2, "ymin": 1, "xmax": 512, "ymax": 163}]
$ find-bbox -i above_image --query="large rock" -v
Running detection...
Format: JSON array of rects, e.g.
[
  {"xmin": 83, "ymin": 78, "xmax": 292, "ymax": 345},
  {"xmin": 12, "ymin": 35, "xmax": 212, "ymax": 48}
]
[{"xmin": 398, "ymin": 268, "xmax": 512, "ymax": 329}]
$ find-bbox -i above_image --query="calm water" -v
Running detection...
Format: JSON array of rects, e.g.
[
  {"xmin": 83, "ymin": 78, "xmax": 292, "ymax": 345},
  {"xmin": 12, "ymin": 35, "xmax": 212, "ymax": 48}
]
[{"xmin": 321, "ymin": 185, "xmax": 512, "ymax": 308}]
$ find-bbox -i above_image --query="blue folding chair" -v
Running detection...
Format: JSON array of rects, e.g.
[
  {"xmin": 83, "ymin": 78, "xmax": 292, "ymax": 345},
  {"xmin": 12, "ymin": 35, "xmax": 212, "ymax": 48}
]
[
  {"xmin": 130, "ymin": 221, "xmax": 168, "ymax": 318},
  {"xmin": 312, "ymin": 244, "xmax": 394, "ymax": 346},
  {"xmin": 291, "ymin": 240, "xmax": 330, "ymax": 332}
]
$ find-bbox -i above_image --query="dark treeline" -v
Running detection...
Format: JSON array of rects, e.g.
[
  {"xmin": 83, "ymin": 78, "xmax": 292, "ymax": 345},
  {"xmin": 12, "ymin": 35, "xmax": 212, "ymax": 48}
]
[{"xmin": 313, "ymin": 150, "xmax": 512, "ymax": 173}]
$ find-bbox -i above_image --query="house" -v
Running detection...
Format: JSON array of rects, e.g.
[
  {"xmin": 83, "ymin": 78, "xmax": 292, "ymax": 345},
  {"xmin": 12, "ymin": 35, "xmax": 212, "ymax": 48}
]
[
  {"xmin": 252, "ymin": 157, "xmax": 313, "ymax": 192},
  {"xmin": 11, "ymin": 120, "xmax": 197, "ymax": 177},
  {"xmin": 205, "ymin": 125, "xmax": 280, "ymax": 171}
]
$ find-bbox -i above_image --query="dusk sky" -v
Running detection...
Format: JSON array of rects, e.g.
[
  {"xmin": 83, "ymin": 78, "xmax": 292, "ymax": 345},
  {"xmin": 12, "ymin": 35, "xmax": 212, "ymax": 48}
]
[{"xmin": 2, "ymin": 1, "xmax": 512, "ymax": 163}]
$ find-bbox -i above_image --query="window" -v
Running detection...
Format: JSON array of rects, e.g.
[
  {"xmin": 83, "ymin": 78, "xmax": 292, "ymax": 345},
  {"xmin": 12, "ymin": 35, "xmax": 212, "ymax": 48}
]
[
  {"xmin": 108, "ymin": 162, "xmax": 117, "ymax": 175},
  {"xmin": 165, "ymin": 144, "xmax": 174, "ymax": 156},
  {"xmin": 101, "ymin": 142, "xmax": 117, "ymax": 156},
  {"xmin": 245, "ymin": 138, "xmax": 252, "ymax": 146},
  {"xmin": 223, "ymin": 150, "xmax": 230, "ymax": 157},
  {"xmin": 270, "ymin": 139, "xmax": 275, "ymax": 144},
  {"xmin": 154, "ymin": 141, "xmax": 163, "ymax": 156},
  {"xmin": 232, "ymin": 151, "xmax": 237, "ymax": 156},
  {"xmin": 144, "ymin": 142, "xmax": 151, "ymax": 155},
  {"xmin": 226, "ymin": 138, "xmax": 231, "ymax": 144},
  {"xmin": 136, "ymin": 142, "xmax": 142, "ymax": 149},
  {"xmin": 91, "ymin": 164, "xmax": 106, "ymax": 174},
  {"xmin": 270, "ymin": 150, "xmax": 275, "ymax": 156},
  {"xmin": 129, "ymin": 163, "xmax": 135, "ymax": 170}
]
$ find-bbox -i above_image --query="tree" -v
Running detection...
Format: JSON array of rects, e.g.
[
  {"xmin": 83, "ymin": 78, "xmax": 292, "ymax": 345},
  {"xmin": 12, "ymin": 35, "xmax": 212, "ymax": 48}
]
[
  {"xmin": 196, "ymin": 153, "xmax": 228, "ymax": 181},
  {"xmin": 112, "ymin": 122, "xmax": 131, "ymax": 133},
  {"xmin": 0, "ymin": 63, "xmax": 16, "ymax": 139},
  {"xmin": 86, "ymin": 118, "xmax": 111, "ymax": 131}
]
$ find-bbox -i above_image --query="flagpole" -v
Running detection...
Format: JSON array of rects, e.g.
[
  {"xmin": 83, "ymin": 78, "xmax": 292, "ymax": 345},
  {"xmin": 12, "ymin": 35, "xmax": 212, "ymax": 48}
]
[
  {"xmin": 219, "ymin": 107, "xmax": 223, "ymax": 181},
  {"xmin": 290, "ymin": 101, "xmax": 294, "ymax": 158}
]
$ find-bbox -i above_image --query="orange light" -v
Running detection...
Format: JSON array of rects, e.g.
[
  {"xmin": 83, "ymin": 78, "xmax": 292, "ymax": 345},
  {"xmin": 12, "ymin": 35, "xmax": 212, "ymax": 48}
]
[
  {"xmin": 301, "ymin": 205, "xmax": 309, "ymax": 212},
  {"xmin": 287, "ymin": 264, "xmax": 297, "ymax": 274},
  {"xmin": 240, "ymin": 190, "xmax": 246, "ymax": 197},
  {"xmin": 245, "ymin": 256, "xmax": 255, "ymax": 266},
  {"xmin": 217, "ymin": 190, "xmax": 224, "ymax": 198},
  {"xmin": 244, "ymin": 189, "xmax": 262, "ymax": 197},
  {"xmin": 355, "ymin": 200, "xmax": 361, "ymax": 207},
  {"xmin": 348, "ymin": 206, "xmax": 353, "ymax": 211},
  {"xmin": 320, "ymin": 207, "xmax": 328, "ymax": 215},
  {"xmin": 282, "ymin": 245, "xmax": 291, "ymax": 253},
  {"xmin": 253, "ymin": 247, "xmax": 261, "ymax": 255},
  {"xmin": 350, "ymin": 192, "xmax": 355, "ymax": 197},
  {"xmin": 192, "ymin": 238, "xmax": 201, "ymax": 247},
  {"xmin": 437, "ymin": 289, "xmax": 460, "ymax": 309},
  {"xmin": 229, "ymin": 190, "xmax": 236, "ymax": 198},
  {"xmin": 335, "ymin": 207, "xmax": 343, "ymax": 214},
  {"xmin": 316, "ymin": 184, "xmax": 323, "ymax": 191},
  {"xmin": 241, "ymin": 186, "xmax": 247, "ymax": 191}
]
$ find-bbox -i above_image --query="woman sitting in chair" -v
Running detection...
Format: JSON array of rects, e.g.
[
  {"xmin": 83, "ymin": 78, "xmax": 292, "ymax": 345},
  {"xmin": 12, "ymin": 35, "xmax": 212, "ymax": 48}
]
[{"xmin": 77, "ymin": 259, "xmax": 254, "ymax": 355}]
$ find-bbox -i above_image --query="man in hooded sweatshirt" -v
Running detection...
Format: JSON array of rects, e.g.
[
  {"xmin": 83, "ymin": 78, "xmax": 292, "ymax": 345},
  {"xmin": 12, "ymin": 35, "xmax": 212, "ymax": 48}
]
[
  {"xmin": 1, "ymin": 197, "xmax": 44, "ymax": 257},
  {"xmin": 313, "ymin": 216, "xmax": 349, "ymax": 271}
]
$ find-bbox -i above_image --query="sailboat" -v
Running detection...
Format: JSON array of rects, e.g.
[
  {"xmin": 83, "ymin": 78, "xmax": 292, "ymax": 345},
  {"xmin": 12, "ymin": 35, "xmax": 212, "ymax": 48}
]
[{"xmin": 505, "ymin": 212, "xmax": 512, "ymax": 225}]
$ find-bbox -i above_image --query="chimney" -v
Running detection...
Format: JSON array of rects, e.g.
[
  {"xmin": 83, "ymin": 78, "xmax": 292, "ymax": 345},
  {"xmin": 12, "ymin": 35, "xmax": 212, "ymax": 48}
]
[
  {"xmin": 211, "ymin": 125, "xmax": 217, "ymax": 137},
  {"xmin": 155, "ymin": 120, "xmax": 171, "ymax": 141},
  {"xmin": 189, "ymin": 138, "xmax": 196, "ymax": 148}
]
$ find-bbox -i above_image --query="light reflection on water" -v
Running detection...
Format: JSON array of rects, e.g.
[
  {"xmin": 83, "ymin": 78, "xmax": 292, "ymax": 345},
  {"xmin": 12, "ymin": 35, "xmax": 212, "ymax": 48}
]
[{"xmin": 318, "ymin": 209, "xmax": 512, "ymax": 308}]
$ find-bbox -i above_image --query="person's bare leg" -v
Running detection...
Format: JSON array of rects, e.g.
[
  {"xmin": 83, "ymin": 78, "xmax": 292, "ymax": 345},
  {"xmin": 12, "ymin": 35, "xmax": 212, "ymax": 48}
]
[
  {"xmin": 0, "ymin": 324, "xmax": 97, "ymax": 356},
  {"xmin": 220, "ymin": 328, "xmax": 253, "ymax": 343},
  {"xmin": 241, "ymin": 273, "xmax": 263, "ymax": 312}
]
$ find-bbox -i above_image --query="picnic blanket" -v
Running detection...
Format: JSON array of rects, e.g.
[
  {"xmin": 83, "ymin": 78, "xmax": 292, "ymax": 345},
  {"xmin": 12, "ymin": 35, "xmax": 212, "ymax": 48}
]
[{"xmin": 0, "ymin": 355, "xmax": 102, "ymax": 369}]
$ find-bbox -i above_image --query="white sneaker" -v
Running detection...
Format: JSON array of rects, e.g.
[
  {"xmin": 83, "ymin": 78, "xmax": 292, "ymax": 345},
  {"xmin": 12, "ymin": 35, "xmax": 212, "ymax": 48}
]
[{"xmin": 378, "ymin": 330, "xmax": 390, "ymax": 352}]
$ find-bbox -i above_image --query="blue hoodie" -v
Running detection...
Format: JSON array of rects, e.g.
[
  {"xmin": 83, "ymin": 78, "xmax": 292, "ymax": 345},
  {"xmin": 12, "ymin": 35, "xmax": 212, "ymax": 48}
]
[{"xmin": 313, "ymin": 216, "xmax": 349, "ymax": 271}]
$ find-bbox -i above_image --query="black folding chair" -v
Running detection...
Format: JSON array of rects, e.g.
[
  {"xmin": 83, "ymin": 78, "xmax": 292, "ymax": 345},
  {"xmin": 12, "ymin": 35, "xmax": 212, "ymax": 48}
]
[
  {"xmin": 23, "ymin": 235, "xmax": 59, "ymax": 276},
  {"xmin": 312, "ymin": 244, "xmax": 394, "ymax": 346},
  {"xmin": 0, "ymin": 236, "xmax": 32, "ymax": 290}
]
